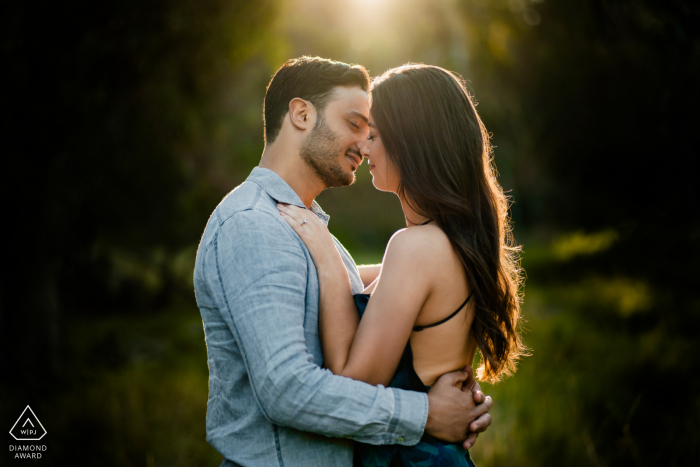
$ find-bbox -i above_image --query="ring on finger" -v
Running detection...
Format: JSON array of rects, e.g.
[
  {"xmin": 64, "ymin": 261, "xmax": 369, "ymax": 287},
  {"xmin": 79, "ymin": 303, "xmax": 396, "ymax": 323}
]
[{"xmin": 300, "ymin": 219, "xmax": 308, "ymax": 226}]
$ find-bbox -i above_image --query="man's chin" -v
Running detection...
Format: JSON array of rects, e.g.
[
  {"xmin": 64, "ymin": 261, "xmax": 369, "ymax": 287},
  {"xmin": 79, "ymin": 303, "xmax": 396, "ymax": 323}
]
[
  {"xmin": 326, "ymin": 172, "xmax": 355, "ymax": 189},
  {"xmin": 320, "ymin": 165, "xmax": 356, "ymax": 188},
  {"xmin": 346, "ymin": 172, "xmax": 356, "ymax": 186}
]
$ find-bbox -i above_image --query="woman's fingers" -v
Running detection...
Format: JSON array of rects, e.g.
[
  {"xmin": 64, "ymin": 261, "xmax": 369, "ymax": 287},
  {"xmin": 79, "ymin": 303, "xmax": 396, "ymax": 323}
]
[
  {"xmin": 277, "ymin": 204, "xmax": 304, "ymax": 225},
  {"xmin": 277, "ymin": 203, "xmax": 299, "ymax": 219},
  {"xmin": 279, "ymin": 210, "xmax": 299, "ymax": 229},
  {"xmin": 277, "ymin": 204, "xmax": 322, "ymax": 241},
  {"xmin": 277, "ymin": 204, "xmax": 305, "ymax": 221},
  {"xmin": 277, "ymin": 204, "xmax": 321, "ymax": 230}
]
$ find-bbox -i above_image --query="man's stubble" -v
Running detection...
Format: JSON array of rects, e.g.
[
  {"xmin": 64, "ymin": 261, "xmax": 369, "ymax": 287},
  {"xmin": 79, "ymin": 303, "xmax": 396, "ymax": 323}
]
[{"xmin": 299, "ymin": 114, "xmax": 355, "ymax": 189}]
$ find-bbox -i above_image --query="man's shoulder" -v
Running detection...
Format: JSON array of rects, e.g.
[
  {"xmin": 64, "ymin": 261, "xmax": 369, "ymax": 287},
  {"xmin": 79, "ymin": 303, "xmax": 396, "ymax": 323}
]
[
  {"xmin": 216, "ymin": 179, "xmax": 271, "ymax": 218},
  {"xmin": 202, "ymin": 180, "xmax": 291, "ymax": 247}
]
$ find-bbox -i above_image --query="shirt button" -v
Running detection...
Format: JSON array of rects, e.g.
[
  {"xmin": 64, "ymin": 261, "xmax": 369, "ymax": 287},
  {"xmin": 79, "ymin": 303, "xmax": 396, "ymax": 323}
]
[{"xmin": 397, "ymin": 437, "xmax": 404, "ymax": 442}]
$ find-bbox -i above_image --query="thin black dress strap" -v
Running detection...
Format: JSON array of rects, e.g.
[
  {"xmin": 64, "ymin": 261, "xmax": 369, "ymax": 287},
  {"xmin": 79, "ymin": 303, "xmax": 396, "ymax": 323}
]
[{"xmin": 412, "ymin": 292, "xmax": 473, "ymax": 332}]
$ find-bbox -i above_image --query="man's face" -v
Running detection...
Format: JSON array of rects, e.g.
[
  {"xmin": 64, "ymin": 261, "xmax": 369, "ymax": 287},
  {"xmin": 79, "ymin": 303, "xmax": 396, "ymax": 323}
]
[{"xmin": 299, "ymin": 86, "xmax": 370, "ymax": 188}]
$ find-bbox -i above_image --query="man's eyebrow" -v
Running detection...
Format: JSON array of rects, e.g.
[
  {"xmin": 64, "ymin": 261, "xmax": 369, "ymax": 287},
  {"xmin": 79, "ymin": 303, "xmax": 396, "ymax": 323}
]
[{"xmin": 349, "ymin": 110, "xmax": 369, "ymax": 124}]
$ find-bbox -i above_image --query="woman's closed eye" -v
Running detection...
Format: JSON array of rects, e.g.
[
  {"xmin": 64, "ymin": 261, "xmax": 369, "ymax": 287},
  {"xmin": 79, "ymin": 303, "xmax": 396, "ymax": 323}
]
[{"xmin": 367, "ymin": 134, "xmax": 376, "ymax": 141}]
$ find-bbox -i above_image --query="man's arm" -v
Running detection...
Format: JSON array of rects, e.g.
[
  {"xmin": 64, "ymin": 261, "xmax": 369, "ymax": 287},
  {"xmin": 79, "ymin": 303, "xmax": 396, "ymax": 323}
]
[{"xmin": 204, "ymin": 209, "xmax": 427, "ymax": 445}]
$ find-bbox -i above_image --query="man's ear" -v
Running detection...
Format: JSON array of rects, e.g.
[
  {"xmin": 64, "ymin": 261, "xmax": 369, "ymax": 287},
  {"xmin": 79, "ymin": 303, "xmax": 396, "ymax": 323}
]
[{"xmin": 289, "ymin": 98, "xmax": 315, "ymax": 131}]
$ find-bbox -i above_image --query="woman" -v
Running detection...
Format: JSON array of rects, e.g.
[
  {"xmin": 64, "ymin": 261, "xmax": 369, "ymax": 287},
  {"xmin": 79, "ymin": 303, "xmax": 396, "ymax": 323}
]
[{"xmin": 278, "ymin": 64, "xmax": 526, "ymax": 467}]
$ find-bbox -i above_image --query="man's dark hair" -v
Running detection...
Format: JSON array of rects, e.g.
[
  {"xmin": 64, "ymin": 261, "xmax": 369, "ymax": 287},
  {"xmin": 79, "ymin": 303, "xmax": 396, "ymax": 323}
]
[{"xmin": 263, "ymin": 57, "xmax": 370, "ymax": 143}]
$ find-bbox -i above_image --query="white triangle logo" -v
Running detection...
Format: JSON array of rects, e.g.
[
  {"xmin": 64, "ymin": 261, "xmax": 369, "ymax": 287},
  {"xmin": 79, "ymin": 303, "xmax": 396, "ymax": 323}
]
[{"xmin": 9, "ymin": 406, "xmax": 47, "ymax": 441}]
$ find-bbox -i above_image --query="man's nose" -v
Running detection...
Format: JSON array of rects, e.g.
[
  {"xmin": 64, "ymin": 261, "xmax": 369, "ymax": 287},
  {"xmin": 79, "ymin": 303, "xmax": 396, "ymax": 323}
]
[
  {"xmin": 359, "ymin": 139, "xmax": 370, "ymax": 159},
  {"xmin": 357, "ymin": 126, "xmax": 370, "ymax": 145}
]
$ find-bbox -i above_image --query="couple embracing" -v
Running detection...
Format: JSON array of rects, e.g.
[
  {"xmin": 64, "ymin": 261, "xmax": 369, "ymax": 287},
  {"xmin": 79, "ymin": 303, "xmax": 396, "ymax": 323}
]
[{"xmin": 194, "ymin": 56, "xmax": 526, "ymax": 467}]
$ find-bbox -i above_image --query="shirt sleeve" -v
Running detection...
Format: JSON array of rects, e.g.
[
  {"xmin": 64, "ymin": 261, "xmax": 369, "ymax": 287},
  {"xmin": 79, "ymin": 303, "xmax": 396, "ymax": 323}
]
[{"xmin": 204, "ymin": 208, "xmax": 428, "ymax": 445}]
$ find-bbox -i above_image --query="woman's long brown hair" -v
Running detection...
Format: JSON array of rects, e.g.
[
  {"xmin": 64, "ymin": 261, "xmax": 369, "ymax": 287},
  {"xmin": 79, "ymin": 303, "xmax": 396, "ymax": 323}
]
[{"xmin": 370, "ymin": 64, "xmax": 527, "ymax": 382}]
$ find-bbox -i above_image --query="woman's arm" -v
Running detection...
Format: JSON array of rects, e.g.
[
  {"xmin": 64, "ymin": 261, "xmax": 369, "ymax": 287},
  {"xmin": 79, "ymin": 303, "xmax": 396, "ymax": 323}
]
[
  {"xmin": 278, "ymin": 204, "xmax": 433, "ymax": 387},
  {"xmin": 358, "ymin": 264, "xmax": 381, "ymax": 288},
  {"xmin": 277, "ymin": 204, "xmax": 361, "ymax": 372},
  {"xmin": 340, "ymin": 231, "xmax": 432, "ymax": 385}
]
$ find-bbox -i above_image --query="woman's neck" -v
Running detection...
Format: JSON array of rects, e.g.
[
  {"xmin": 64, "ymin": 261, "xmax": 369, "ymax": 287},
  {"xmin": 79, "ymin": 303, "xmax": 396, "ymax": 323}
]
[{"xmin": 399, "ymin": 196, "xmax": 431, "ymax": 227}]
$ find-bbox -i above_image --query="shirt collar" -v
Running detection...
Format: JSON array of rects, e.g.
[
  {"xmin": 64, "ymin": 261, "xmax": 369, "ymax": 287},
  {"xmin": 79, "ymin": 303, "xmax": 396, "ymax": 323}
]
[{"xmin": 247, "ymin": 167, "xmax": 330, "ymax": 225}]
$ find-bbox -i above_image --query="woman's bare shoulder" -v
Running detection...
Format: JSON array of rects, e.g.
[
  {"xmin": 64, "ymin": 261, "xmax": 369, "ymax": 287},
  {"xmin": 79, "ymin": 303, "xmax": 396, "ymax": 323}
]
[{"xmin": 384, "ymin": 224, "xmax": 454, "ymax": 267}]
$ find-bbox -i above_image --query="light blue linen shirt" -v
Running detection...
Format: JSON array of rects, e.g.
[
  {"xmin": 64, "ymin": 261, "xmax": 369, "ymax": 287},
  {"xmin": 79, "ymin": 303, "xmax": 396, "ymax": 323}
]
[{"xmin": 194, "ymin": 167, "xmax": 429, "ymax": 467}]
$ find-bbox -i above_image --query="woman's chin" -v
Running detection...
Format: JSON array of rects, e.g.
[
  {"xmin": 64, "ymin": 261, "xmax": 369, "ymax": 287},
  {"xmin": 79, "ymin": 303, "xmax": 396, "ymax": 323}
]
[{"xmin": 371, "ymin": 178, "xmax": 390, "ymax": 192}]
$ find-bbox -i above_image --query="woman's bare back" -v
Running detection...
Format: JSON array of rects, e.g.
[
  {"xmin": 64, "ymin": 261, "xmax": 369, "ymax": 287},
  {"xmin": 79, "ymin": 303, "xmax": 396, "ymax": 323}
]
[{"xmin": 367, "ymin": 223, "xmax": 477, "ymax": 387}]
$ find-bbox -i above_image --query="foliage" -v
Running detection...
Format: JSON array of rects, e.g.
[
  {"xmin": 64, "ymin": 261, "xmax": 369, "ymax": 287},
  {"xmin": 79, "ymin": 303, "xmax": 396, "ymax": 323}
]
[
  {"xmin": 2, "ymin": 0, "xmax": 277, "ymax": 375},
  {"xmin": 0, "ymin": 302, "xmax": 220, "ymax": 466},
  {"xmin": 2, "ymin": 0, "xmax": 699, "ymax": 465},
  {"xmin": 470, "ymin": 231, "xmax": 700, "ymax": 466}
]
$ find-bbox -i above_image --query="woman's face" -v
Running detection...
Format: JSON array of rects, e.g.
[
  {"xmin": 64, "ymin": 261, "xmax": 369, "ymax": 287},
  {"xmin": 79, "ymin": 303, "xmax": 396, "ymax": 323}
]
[{"xmin": 360, "ymin": 112, "xmax": 400, "ymax": 193}]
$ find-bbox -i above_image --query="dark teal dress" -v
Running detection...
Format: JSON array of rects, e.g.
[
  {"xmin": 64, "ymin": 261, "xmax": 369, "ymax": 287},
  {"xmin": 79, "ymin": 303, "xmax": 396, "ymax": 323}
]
[{"xmin": 352, "ymin": 293, "xmax": 477, "ymax": 467}]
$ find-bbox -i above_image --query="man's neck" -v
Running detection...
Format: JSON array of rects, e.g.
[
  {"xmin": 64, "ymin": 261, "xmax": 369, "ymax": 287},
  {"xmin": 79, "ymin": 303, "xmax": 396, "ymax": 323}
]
[{"xmin": 259, "ymin": 141, "xmax": 325, "ymax": 209}]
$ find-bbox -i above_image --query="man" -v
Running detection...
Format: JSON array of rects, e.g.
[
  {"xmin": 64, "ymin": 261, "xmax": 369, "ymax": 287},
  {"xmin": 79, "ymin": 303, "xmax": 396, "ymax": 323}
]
[{"xmin": 194, "ymin": 57, "xmax": 493, "ymax": 467}]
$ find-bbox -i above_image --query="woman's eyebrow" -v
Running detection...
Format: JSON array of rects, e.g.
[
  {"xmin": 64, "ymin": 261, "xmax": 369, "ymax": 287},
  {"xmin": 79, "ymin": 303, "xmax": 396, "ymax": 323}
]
[{"xmin": 368, "ymin": 122, "xmax": 376, "ymax": 128}]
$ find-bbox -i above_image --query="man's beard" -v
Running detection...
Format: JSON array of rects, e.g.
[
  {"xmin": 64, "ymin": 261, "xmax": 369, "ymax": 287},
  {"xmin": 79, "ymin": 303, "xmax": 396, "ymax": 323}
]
[{"xmin": 300, "ymin": 115, "xmax": 355, "ymax": 188}]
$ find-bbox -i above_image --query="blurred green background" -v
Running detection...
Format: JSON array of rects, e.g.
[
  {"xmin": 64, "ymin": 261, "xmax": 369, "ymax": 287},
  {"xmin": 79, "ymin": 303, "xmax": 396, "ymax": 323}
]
[{"xmin": 2, "ymin": 0, "xmax": 699, "ymax": 466}]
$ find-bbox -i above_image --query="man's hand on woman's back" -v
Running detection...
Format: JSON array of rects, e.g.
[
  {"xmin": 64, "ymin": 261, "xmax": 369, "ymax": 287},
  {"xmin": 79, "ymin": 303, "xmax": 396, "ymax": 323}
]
[
  {"xmin": 461, "ymin": 365, "xmax": 492, "ymax": 449},
  {"xmin": 424, "ymin": 366, "xmax": 493, "ymax": 450}
]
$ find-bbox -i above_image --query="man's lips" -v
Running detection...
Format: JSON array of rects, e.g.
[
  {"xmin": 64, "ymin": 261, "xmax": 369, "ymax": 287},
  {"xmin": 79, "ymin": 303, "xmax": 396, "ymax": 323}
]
[{"xmin": 346, "ymin": 153, "xmax": 362, "ymax": 170}]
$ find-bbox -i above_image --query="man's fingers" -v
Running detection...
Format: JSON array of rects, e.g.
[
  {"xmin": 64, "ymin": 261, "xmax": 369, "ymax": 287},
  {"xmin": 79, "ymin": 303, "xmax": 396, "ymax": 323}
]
[
  {"xmin": 470, "ymin": 395, "xmax": 492, "ymax": 419},
  {"xmin": 461, "ymin": 366, "xmax": 476, "ymax": 392},
  {"xmin": 470, "ymin": 412, "xmax": 492, "ymax": 433},
  {"xmin": 473, "ymin": 390, "xmax": 485, "ymax": 404},
  {"xmin": 463, "ymin": 432, "xmax": 478, "ymax": 450},
  {"xmin": 433, "ymin": 369, "xmax": 469, "ymax": 388},
  {"xmin": 469, "ymin": 376, "xmax": 483, "ymax": 395}
]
